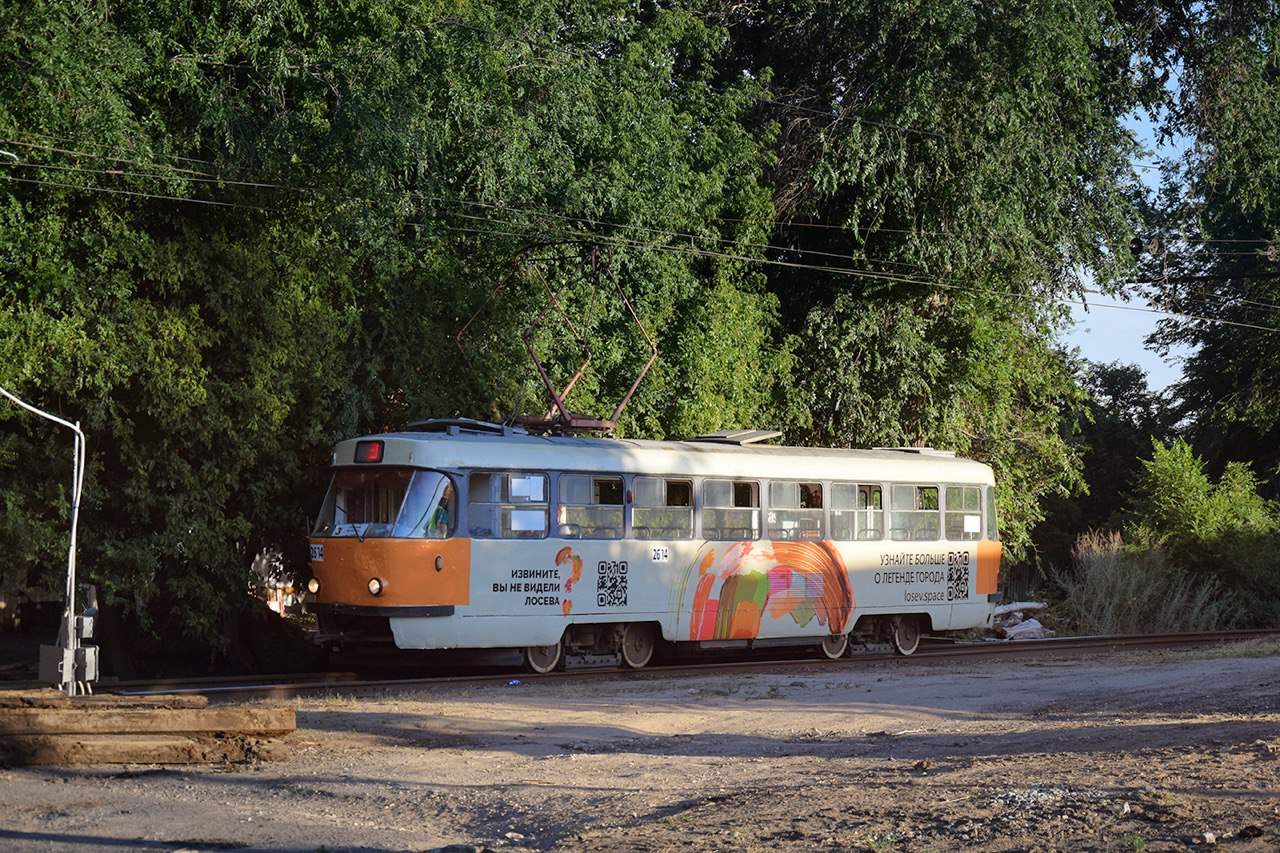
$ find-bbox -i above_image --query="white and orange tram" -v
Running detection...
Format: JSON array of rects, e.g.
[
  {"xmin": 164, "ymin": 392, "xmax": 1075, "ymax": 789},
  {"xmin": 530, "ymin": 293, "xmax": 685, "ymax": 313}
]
[{"xmin": 305, "ymin": 420, "xmax": 1003, "ymax": 671}]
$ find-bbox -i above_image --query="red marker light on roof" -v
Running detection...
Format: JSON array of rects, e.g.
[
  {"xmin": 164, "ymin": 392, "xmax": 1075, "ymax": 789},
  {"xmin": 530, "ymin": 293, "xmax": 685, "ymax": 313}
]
[{"xmin": 354, "ymin": 440, "xmax": 384, "ymax": 463}]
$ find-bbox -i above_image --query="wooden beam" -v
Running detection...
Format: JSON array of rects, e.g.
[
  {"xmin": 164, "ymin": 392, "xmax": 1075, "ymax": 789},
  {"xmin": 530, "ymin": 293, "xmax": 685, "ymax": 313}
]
[
  {"xmin": 0, "ymin": 690, "xmax": 208, "ymax": 710},
  {"xmin": 0, "ymin": 707, "xmax": 295, "ymax": 737},
  {"xmin": 0, "ymin": 734, "xmax": 291, "ymax": 765}
]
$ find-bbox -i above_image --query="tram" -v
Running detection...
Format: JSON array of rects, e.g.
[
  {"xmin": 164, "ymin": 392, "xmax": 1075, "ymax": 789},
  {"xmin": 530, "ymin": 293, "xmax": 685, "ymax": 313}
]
[{"xmin": 305, "ymin": 419, "xmax": 1002, "ymax": 671}]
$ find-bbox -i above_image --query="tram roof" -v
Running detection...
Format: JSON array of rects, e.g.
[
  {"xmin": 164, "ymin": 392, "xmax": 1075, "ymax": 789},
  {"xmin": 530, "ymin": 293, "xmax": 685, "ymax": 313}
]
[{"xmin": 334, "ymin": 430, "xmax": 995, "ymax": 484}]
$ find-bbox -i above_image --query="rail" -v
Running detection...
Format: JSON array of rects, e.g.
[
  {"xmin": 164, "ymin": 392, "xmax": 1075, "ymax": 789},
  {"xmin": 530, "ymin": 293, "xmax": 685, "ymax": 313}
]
[{"xmin": 7, "ymin": 627, "xmax": 1260, "ymax": 701}]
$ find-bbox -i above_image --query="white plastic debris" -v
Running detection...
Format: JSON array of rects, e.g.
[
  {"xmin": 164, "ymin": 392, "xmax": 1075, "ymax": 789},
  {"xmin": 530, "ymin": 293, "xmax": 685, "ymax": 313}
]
[
  {"xmin": 1003, "ymin": 617, "xmax": 1048, "ymax": 640},
  {"xmin": 993, "ymin": 601, "xmax": 1048, "ymax": 618}
]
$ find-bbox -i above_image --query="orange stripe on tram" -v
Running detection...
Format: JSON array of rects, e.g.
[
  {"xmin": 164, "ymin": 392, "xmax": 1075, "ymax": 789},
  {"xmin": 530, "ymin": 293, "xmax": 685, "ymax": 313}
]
[
  {"xmin": 310, "ymin": 538, "xmax": 472, "ymax": 607},
  {"xmin": 976, "ymin": 540, "xmax": 1002, "ymax": 595}
]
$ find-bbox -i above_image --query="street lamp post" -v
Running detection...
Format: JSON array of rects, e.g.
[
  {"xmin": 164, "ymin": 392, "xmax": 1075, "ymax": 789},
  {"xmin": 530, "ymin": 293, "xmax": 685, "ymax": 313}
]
[{"xmin": 0, "ymin": 384, "xmax": 96, "ymax": 696}]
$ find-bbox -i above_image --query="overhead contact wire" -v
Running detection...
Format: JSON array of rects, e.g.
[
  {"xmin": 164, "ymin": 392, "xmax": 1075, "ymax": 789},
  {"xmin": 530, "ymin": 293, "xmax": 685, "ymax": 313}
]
[{"xmin": 6, "ymin": 131, "xmax": 1280, "ymax": 333}]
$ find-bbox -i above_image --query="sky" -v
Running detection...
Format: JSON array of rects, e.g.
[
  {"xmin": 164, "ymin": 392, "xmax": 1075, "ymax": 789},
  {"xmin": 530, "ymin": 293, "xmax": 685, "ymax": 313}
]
[
  {"xmin": 1059, "ymin": 111, "xmax": 1192, "ymax": 391},
  {"xmin": 1065, "ymin": 296, "xmax": 1190, "ymax": 390}
]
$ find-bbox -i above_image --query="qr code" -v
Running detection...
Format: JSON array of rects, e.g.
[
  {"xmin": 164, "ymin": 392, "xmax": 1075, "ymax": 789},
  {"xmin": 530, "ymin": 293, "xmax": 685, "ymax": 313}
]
[
  {"xmin": 596, "ymin": 560, "xmax": 628, "ymax": 607},
  {"xmin": 947, "ymin": 562, "xmax": 970, "ymax": 601}
]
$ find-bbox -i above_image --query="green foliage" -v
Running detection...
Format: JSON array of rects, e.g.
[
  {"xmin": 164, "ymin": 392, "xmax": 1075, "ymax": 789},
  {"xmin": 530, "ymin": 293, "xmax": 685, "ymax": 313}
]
[
  {"xmin": 732, "ymin": 0, "xmax": 1156, "ymax": 558},
  {"xmin": 1140, "ymin": 3, "xmax": 1280, "ymax": 495},
  {"xmin": 0, "ymin": 0, "xmax": 786, "ymax": 658},
  {"xmin": 1051, "ymin": 531, "xmax": 1233, "ymax": 634},
  {"xmin": 1033, "ymin": 361, "xmax": 1177, "ymax": 570},
  {"xmin": 731, "ymin": 0, "xmax": 1146, "ymax": 288},
  {"xmin": 797, "ymin": 293, "xmax": 1086, "ymax": 556},
  {"xmin": 1125, "ymin": 438, "xmax": 1280, "ymax": 625},
  {"xmin": 1128, "ymin": 438, "xmax": 1277, "ymax": 543}
]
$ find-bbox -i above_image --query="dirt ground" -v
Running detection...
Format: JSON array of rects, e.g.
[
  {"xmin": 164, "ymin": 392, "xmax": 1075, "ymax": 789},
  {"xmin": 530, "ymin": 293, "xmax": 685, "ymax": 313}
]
[{"xmin": 1, "ymin": 640, "xmax": 1278, "ymax": 852}]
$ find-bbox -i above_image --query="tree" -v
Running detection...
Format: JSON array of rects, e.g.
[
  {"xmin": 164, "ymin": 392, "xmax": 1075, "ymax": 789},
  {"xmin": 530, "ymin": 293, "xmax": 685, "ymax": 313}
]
[
  {"xmin": 720, "ymin": 0, "xmax": 1157, "ymax": 556},
  {"xmin": 1032, "ymin": 360, "xmax": 1176, "ymax": 568},
  {"xmin": 1139, "ymin": 2, "xmax": 1280, "ymax": 494},
  {"xmin": 0, "ymin": 0, "xmax": 789, "ymax": 663},
  {"xmin": 1126, "ymin": 438, "xmax": 1280, "ymax": 624}
]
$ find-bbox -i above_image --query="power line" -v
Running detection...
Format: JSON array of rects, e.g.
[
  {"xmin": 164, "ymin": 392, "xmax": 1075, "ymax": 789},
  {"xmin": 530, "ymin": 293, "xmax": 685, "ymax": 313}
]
[
  {"xmin": 0, "ymin": 173, "xmax": 264, "ymax": 209},
  {"xmin": 3, "ymin": 155, "xmax": 316, "ymax": 194},
  {"xmin": 434, "ymin": 208, "xmax": 1280, "ymax": 335},
  {"xmin": 6, "ymin": 130, "xmax": 1280, "ymax": 334},
  {"xmin": 741, "ymin": 213, "xmax": 1278, "ymax": 249},
  {"xmin": 1129, "ymin": 272, "xmax": 1280, "ymax": 284},
  {"xmin": 0, "ymin": 126, "xmax": 218, "ymax": 169},
  {"xmin": 422, "ymin": 195, "xmax": 1280, "ymax": 310},
  {"xmin": 0, "ymin": 133, "xmax": 215, "ymax": 176},
  {"xmin": 7, "ymin": 125, "xmax": 1274, "ymax": 255},
  {"xmin": 0, "ymin": 151, "xmax": 1022, "ymax": 282},
  {"xmin": 13, "ymin": 147, "xmax": 1275, "ymax": 300}
]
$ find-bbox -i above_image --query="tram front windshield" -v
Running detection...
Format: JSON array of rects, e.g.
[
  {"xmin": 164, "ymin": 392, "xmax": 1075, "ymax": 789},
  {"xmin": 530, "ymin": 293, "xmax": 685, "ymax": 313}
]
[{"xmin": 313, "ymin": 467, "xmax": 456, "ymax": 539}]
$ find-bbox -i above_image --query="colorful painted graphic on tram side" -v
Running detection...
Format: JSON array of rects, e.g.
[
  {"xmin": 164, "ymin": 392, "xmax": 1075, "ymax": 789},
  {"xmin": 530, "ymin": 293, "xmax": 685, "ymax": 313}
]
[
  {"xmin": 492, "ymin": 541, "xmax": 854, "ymax": 640},
  {"xmin": 675, "ymin": 541, "xmax": 854, "ymax": 641}
]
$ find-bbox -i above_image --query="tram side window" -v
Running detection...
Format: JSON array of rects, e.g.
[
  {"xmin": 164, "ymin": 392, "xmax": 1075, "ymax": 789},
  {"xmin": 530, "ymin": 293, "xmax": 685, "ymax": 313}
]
[
  {"xmin": 632, "ymin": 477, "xmax": 694, "ymax": 540},
  {"xmin": 944, "ymin": 485, "xmax": 983, "ymax": 541},
  {"xmin": 702, "ymin": 479, "xmax": 760, "ymax": 540},
  {"xmin": 830, "ymin": 483, "xmax": 883, "ymax": 540},
  {"xmin": 767, "ymin": 481, "xmax": 824, "ymax": 540},
  {"xmin": 558, "ymin": 475, "xmax": 624, "ymax": 539},
  {"xmin": 889, "ymin": 484, "xmax": 940, "ymax": 541},
  {"xmin": 467, "ymin": 472, "xmax": 548, "ymax": 539},
  {"xmin": 985, "ymin": 487, "xmax": 1001, "ymax": 541}
]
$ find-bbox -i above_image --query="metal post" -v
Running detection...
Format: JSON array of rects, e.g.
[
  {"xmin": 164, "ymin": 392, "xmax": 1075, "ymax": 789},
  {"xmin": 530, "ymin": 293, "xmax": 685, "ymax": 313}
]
[{"xmin": 0, "ymin": 384, "xmax": 91, "ymax": 696}]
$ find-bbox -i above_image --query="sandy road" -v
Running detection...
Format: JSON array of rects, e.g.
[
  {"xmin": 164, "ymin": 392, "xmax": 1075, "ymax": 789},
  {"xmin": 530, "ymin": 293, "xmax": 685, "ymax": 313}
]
[{"xmin": 1, "ymin": 640, "xmax": 1278, "ymax": 851}]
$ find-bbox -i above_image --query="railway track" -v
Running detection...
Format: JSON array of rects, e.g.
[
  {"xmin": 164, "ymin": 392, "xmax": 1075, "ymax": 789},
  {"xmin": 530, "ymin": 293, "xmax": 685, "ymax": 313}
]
[{"xmin": 35, "ymin": 627, "xmax": 1263, "ymax": 700}]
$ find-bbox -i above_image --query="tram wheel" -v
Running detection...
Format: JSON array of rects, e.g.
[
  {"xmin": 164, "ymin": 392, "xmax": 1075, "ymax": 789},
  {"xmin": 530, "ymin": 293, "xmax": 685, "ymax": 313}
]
[
  {"xmin": 889, "ymin": 615, "xmax": 921, "ymax": 656},
  {"xmin": 620, "ymin": 623, "xmax": 655, "ymax": 669},
  {"xmin": 818, "ymin": 633, "xmax": 849, "ymax": 660},
  {"xmin": 523, "ymin": 640, "xmax": 564, "ymax": 674}
]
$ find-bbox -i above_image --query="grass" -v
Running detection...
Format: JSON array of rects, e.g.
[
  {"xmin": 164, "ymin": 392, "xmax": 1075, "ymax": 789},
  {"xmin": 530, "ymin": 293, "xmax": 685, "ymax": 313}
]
[
  {"xmin": 1124, "ymin": 833, "xmax": 1147, "ymax": 852},
  {"xmin": 309, "ymin": 695, "xmax": 362, "ymax": 710},
  {"xmin": 1050, "ymin": 531, "xmax": 1233, "ymax": 634}
]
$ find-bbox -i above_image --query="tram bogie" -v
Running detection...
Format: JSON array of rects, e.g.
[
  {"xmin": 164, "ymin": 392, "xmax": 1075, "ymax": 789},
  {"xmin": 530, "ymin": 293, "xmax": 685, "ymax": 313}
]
[{"xmin": 305, "ymin": 421, "xmax": 1003, "ymax": 671}]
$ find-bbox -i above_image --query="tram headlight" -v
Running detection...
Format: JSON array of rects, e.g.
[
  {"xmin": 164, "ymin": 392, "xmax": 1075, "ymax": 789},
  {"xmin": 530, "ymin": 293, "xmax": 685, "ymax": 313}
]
[
  {"xmin": 306, "ymin": 577, "xmax": 321, "ymax": 595},
  {"xmin": 367, "ymin": 577, "xmax": 385, "ymax": 596}
]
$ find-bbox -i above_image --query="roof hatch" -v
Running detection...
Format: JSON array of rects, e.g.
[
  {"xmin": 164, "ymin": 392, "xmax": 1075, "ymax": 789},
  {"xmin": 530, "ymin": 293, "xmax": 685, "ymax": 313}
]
[
  {"xmin": 873, "ymin": 446, "xmax": 956, "ymax": 458},
  {"xmin": 687, "ymin": 430, "xmax": 784, "ymax": 446},
  {"xmin": 401, "ymin": 418, "xmax": 528, "ymax": 437}
]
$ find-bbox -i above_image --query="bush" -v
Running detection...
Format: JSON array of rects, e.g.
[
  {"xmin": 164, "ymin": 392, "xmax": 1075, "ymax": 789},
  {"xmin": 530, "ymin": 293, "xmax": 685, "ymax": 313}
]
[
  {"xmin": 1124, "ymin": 439, "xmax": 1280, "ymax": 626},
  {"xmin": 1051, "ymin": 530, "xmax": 1234, "ymax": 634}
]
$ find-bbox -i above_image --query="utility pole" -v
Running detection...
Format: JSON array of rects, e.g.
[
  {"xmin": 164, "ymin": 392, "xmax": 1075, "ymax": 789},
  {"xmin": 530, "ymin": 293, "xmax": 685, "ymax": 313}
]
[{"xmin": 0, "ymin": 385, "xmax": 97, "ymax": 696}]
